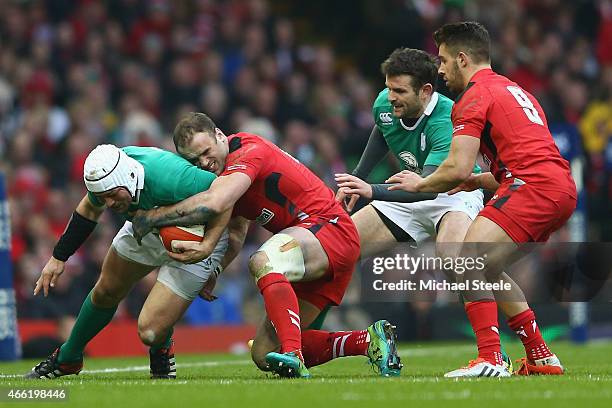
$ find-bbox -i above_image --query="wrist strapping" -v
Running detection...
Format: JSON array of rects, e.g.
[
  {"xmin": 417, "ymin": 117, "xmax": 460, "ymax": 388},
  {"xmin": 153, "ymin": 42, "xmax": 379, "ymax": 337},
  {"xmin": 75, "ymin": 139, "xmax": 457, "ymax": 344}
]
[{"xmin": 52, "ymin": 212, "xmax": 97, "ymax": 261}]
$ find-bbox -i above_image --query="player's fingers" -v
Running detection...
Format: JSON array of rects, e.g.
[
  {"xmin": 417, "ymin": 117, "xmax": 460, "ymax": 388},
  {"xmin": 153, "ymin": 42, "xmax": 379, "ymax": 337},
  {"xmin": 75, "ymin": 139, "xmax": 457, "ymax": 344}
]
[
  {"xmin": 41, "ymin": 273, "xmax": 51, "ymax": 297},
  {"xmin": 335, "ymin": 189, "xmax": 346, "ymax": 201},
  {"xmin": 200, "ymin": 292, "xmax": 217, "ymax": 302},
  {"xmin": 447, "ymin": 186, "xmax": 462, "ymax": 195},
  {"xmin": 387, "ymin": 183, "xmax": 402, "ymax": 191},
  {"xmin": 386, "ymin": 175, "xmax": 402, "ymax": 183},
  {"xmin": 50, "ymin": 273, "xmax": 60, "ymax": 289},
  {"xmin": 167, "ymin": 250, "xmax": 189, "ymax": 262},
  {"xmin": 170, "ymin": 239, "xmax": 197, "ymax": 252},
  {"xmin": 337, "ymin": 181, "xmax": 358, "ymax": 190},
  {"xmin": 33, "ymin": 277, "xmax": 42, "ymax": 296},
  {"xmin": 346, "ymin": 194, "xmax": 359, "ymax": 212},
  {"xmin": 342, "ymin": 188, "xmax": 358, "ymax": 195}
]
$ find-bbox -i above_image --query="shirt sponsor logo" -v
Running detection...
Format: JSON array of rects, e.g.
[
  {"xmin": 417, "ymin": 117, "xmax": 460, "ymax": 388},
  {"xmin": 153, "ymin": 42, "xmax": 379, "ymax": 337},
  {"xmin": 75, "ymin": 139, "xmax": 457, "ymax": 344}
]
[
  {"xmin": 255, "ymin": 208, "xmax": 275, "ymax": 226},
  {"xmin": 398, "ymin": 151, "xmax": 421, "ymax": 174},
  {"xmin": 379, "ymin": 112, "xmax": 393, "ymax": 124}
]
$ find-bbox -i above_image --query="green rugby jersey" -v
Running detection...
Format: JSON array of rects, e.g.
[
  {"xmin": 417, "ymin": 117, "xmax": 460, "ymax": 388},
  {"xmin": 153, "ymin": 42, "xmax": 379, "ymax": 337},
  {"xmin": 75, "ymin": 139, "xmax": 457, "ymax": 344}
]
[
  {"xmin": 372, "ymin": 89, "xmax": 479, "ymax": 174},
  {"xmin": 87, "ymin": 146, "xmax": 216, "ymax": 220}
]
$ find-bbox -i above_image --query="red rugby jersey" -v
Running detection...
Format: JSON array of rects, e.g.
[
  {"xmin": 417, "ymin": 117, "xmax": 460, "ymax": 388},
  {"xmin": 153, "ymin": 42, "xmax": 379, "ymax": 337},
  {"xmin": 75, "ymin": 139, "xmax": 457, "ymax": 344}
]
[
  {"xmin": 221, "ymin": 132, "xmax": 341, "ymax": 233},
  {"xmin": 451, "ymin": 68, "xmax": 574, "ymax": 192}
]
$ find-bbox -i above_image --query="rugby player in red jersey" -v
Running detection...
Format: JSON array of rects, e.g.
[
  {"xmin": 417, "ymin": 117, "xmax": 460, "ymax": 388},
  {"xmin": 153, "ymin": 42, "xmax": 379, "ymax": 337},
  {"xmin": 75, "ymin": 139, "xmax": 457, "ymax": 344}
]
[
  {"xmin": 387, "ymin": 22, "xmax": 577, "ymax": 377},
  {"xmin": 131, "ymin": 113, "xmax": 402, "ymax": 378}
]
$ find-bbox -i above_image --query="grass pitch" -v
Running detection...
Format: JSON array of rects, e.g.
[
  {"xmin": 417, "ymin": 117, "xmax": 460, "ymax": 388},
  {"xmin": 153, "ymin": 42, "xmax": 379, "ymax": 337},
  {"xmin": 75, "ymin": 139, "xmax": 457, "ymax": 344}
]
[{"xmin": 1, "ymin": 341, "xmax": 611, "ymax": 407}]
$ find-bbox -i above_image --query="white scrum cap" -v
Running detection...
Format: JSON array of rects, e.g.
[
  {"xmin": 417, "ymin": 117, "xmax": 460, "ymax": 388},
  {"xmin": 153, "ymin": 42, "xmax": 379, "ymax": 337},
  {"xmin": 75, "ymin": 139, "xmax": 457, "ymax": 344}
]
[{"xmin": 83, "ymin": 144, "xmax": 140, "ymax": 198}]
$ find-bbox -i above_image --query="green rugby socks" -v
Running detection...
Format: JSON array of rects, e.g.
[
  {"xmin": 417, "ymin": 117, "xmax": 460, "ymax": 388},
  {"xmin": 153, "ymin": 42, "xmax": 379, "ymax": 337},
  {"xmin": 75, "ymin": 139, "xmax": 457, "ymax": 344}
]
[{"xmin": 58, "ymin": 291, "xmax": 117, "ymax": 363}]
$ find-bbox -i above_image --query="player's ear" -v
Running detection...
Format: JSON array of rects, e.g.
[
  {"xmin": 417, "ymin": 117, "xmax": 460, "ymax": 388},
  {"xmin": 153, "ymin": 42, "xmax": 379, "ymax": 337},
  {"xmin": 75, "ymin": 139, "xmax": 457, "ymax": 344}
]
[
  {"xmin": 214, "ymin": 127, "xmax": 226, "ymax": 142},
  {"xmin": 457, "ymin": 52, "xmax": 469, "ymax": 68},
  {"xmin": 420, "ymin": 83, "xmax": 434, "ymax": 98}
]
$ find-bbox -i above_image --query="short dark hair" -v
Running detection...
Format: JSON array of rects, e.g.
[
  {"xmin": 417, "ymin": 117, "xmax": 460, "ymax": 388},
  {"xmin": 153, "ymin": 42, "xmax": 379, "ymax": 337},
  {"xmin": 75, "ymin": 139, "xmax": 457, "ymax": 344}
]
[
  {"xmin": 173, "ymin": 112, "xmax": 216, "ymax": 149},
  {"xmin": 380, "ymin": 48, "xmax": 438, "ymax": 92},
  {"xmin": 433, "ymin": 21, "xmax": 490, "ymax": 63}
]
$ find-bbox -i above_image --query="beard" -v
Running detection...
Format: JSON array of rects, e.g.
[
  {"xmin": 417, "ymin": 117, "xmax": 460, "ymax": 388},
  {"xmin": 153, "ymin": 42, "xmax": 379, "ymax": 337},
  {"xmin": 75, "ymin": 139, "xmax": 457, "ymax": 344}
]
[
  {"xmin": 399, "ymin": 106, "xmax": 421, "ymax": 119},
  {"xmin": 446, "ymin": 62, "xmax": 466, "ymax": 94}
]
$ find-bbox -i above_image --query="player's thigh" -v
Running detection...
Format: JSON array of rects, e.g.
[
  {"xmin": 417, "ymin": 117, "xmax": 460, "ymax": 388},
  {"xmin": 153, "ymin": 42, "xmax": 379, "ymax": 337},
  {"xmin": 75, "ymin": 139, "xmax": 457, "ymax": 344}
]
[
  {"xmin": 248, "ymin": 227, "xmax": 329, "ymax": 283},
  {"xmin": 436, "ymin": 211, "xmax": 472, "ymax": 258},
  {"xmin": 284, "ymin": 226, "xmax": 331, "ymax": 281},
  {"xmin": 461, "ymin": 215, "xmax": 520, "ymax": 278},
  {"xmin": 93, "ymin": 247, "xmax": 155, "ymax": 307},
  {"xmin": 352, "ymin": 204, "xmax": 398, "ymax": 258},
  {"xmin": 138, "ymin": 279, "xmax": 192, "ymax": 344}
]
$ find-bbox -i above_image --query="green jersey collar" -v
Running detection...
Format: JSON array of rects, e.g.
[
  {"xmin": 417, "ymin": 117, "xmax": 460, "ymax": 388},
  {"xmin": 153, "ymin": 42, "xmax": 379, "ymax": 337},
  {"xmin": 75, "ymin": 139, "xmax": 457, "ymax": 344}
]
[
  {"xmin": 399, "ymin": 92, "xmax": 439, "ymax": 131},
  {"xmin": 133, "ymin": 160, "xmax": 145, "ymax": 205}
]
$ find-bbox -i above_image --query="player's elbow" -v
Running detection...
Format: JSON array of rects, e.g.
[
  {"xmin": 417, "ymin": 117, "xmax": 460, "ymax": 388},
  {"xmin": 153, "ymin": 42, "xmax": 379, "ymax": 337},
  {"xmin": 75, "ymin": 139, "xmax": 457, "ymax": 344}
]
[
  {"xmin": 449, "ymin": 162, "xmax": 472, "ymax": 183},
  {"xmin": 202, "ymin": 191, "xmax": 233, "ymax": 215}
]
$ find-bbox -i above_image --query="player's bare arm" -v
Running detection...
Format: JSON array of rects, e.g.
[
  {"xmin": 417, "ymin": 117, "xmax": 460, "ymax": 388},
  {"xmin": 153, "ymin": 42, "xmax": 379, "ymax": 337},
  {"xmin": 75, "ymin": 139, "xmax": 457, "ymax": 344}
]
[
  {"xmin": 131, "ymin": 172, "xmax": 252, "ymax": 243},
  {"xmin": 34, "ymin": 195, "xmax": 105, "ymax": 297},
  {"xmin": 448, "ymin": 171, "xmax": 499, "ymax": 195},
  {"xmin": 198, "ymin": 216, "xmax": 251, "ymax": 301},
  {"xmin": 166, "ymin": 207, "xmax": 232, "ymax": 264},
  {"xmin": 335, "ymin": 165, "xmax": 438, "ymax": 203},
  {"xmin": 387, "ymin": 135, "xmax": 480, "ymax": 193}
]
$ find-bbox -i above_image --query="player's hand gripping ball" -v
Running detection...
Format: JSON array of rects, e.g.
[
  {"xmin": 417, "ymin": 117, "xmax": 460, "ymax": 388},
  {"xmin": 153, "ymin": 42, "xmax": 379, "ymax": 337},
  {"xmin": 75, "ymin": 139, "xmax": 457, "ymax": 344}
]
[{"xmin": 159, "ymin": 225, "xmax": 205, "ymax": 252}]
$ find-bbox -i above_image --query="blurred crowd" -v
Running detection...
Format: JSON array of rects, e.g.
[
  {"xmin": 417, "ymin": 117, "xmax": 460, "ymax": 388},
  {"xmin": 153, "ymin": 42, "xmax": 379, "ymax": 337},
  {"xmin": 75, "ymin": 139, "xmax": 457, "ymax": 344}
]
[{"xmin": 1, "ymin": 0, "xmax": 611, "ymax": 329}]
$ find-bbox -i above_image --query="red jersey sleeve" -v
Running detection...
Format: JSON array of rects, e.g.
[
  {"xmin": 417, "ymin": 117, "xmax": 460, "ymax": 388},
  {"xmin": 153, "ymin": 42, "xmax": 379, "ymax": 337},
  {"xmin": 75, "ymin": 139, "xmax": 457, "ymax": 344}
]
[
  {"xmin": 451, "ymin": 89, "xmax": 490, "ymax": 139},
  {"xmin": 221, "ymin": 143, "xmax": 266, "ymax": 181}
]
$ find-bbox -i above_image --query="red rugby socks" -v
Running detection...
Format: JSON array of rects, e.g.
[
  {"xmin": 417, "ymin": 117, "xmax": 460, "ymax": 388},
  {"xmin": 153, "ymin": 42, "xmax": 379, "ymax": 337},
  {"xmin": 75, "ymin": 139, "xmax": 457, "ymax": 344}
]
[
  {"xmin": 465, "ymin": 301, "xmax": 503, "ymax": 366},
  {"xmin": 301, "ymin": 329, "xmax": 369, "ymax": 368},
  {"xmin": 508, "ymin": 308, "xmax": 553, "ymax": 361},
  {"xmin": 257, "ymin": 273, "xmax": 302, "ymax": 356}
]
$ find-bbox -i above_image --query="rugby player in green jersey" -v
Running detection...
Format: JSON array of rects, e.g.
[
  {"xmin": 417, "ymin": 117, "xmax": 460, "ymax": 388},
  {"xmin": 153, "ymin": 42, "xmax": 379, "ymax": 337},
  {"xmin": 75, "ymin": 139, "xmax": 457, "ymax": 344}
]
[
  {"xmin": 335, "ymin": 48, "xmax": 540, "ymax": 377},
  {"xmin": 25, "ymin": 144, "xmax": 244, "ymax": 379},
  {"xmin": 336, "ymin": 48, "xmax": 483, "ymax": 254}
]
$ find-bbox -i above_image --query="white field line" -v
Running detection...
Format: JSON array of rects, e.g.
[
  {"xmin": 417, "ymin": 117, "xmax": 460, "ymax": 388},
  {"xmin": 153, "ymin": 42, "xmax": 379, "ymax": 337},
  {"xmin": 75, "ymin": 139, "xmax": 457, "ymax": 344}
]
[
  {"xmin": 0, "ymin": 345, "xmax": 478, "ymax": 379},
  {"xmin": 0, "ymin": 360, "xmax": 251, "ymax": 378}
]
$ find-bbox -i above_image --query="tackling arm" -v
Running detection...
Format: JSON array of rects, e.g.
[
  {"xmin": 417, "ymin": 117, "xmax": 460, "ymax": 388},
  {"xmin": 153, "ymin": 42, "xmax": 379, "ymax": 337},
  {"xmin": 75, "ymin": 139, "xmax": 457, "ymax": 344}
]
[
  {"xmin": 220, "ymin": 216, "xmax": 250, "ymax": 270},
  {"xmin": 132, "ymin": 172, "xmax": 252, "ymax": 242},
  {"xmin": 387, "ymin": 136, "xmax": 480, "ymax": 193}
]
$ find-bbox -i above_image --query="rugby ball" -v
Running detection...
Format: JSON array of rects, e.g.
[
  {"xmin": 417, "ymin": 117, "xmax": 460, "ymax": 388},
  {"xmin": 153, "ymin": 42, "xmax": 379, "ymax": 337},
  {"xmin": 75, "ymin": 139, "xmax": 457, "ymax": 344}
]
[{"xmin": 159, "ymin": 225, "xmax": 205, "ymax": 252}]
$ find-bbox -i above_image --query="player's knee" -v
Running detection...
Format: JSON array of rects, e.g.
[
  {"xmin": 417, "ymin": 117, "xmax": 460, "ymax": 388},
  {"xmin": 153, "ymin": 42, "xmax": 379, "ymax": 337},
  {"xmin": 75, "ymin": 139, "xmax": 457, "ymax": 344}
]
[
  {"xmin": 248, "ymin": 251, "xmax": 272, "ymax": 280},
  {"xmin": 249, "ymin": 234, "xmax": 306, "ymax": 282},
  {"xmin": 137, "ymin": 319, "xmax": 166, "ymax": 347},
  {"xmin": 91, "ymin": 283, "xmax": 124, "ymax": 308}
]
